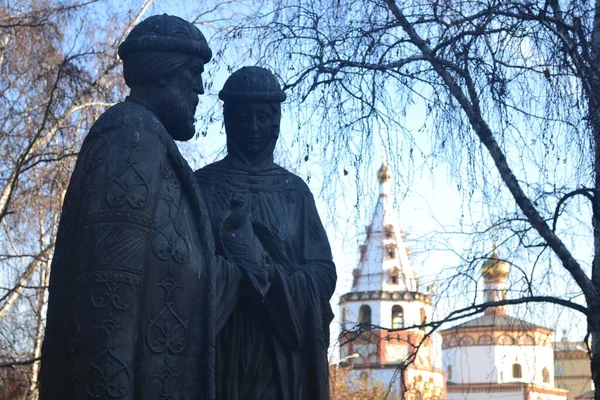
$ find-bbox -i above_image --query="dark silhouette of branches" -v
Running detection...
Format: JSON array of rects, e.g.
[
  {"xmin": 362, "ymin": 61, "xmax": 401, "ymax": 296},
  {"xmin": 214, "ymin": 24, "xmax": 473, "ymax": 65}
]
[{"xmin": 0, "ymin": 357, "xmax": 40, "ymax": 369}]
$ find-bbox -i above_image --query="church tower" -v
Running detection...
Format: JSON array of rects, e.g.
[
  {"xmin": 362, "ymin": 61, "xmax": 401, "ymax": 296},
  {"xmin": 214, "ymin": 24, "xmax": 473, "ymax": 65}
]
[{"xmin": 338, "ymin": 163, "xmax": 445, "ymax": 399}]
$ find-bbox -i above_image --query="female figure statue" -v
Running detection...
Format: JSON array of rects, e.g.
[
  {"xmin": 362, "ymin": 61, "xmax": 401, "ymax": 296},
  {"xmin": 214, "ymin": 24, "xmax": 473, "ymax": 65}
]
[{"xmin": 196, "ymin": 66, "xmax": 337, "ymax": 400}]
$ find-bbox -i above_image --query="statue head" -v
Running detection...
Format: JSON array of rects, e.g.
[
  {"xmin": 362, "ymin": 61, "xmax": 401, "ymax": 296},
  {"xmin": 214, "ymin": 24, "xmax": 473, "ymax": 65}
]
[
  {"xmin": 118, "ymin": 14, "xmax": 212, "ymax": 141},
  {"xmin": 220, "ymin": 66, "xmax": 286, "ymax": 161}
]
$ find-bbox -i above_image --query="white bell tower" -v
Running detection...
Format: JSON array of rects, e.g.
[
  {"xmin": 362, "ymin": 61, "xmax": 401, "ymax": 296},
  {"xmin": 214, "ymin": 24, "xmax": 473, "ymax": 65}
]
[{"xmin": 338, "ymin": 163, "xmax": 444, "ymax": 399}]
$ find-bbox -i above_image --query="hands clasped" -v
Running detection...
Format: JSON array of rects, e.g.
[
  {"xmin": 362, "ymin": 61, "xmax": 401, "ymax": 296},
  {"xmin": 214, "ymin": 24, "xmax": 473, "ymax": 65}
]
[{"xmin": 218, "ymin": 207, "xmax": 272, "ymax": 297}]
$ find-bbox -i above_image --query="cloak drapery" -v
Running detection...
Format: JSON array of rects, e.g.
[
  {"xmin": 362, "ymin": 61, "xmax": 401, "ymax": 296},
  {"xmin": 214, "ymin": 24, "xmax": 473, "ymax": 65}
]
[
  {"xmin": 40, "ymin": 100, "xmax": 247, "ymax": 400},
  {"xmin": 195, "ymin": 141, "xmax": 337, "ymax": 400}
]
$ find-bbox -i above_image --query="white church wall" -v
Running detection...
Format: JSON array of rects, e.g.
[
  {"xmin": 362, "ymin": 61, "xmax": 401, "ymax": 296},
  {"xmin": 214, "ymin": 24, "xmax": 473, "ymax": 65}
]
[
  {"xmin": 354, "ymin": 271, "xmax": 383, "ymax": 292},
  {"xmin": 448, "ymin": 386, "xmax": 567, "ymax": 400},
  {"xmin": 444, "ymin": 345, "xmax": 498, "ymax": 384},
  {"xmin": 381, "ymin": 264, "xmax": 419, "ymax": 292},
  {"xmin": 342, "ymin": 300, "xmax": 382, "ymax": 328},
  {"xmin": 444, "ymin": 343, "xmax": 555, "ymax": 387},
  {"xmin": 342, "ymin": 299, "xmax": 432, "ymax": 331},
  {"xmin": 447, "ymin": 387, "xmax": 524, "ymax": 400},
  {"xmin": 525, "ymin": 391, "xmax": 568, "ymax": 400},
  {"xmin": 384, "ymin": 342, "xmax": 411, "ymax": 364},
  {"xmin": 357, "ymin": 240, "xmax": 384, "ymax": 292},
  {"xmin": 494, "ymin": 344, "xmax": 555, "ymax": 386},
  {"xmin": 378, "ymin": 300, "xmax": 431, "ymax": 329}
]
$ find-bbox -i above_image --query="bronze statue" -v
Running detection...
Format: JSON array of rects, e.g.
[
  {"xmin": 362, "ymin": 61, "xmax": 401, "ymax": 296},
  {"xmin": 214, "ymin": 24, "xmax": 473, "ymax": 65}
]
[
  {"xmin": 196, "ymin": 66, "xmax": 337, "ymax": 400},
  {"xmin": 39, "ymin": 15, "xmax": 268, "ymax": 400}
]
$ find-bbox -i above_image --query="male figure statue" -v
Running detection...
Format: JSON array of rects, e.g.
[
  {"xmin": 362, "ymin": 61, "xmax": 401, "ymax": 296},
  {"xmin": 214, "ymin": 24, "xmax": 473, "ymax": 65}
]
[
  {"xmin": 196, "ymin": 66, "xmax": 337, "ymax": 399},
  {"xmin": 39, "ymin": 15, "xmax": 266, "ymax": 400}
]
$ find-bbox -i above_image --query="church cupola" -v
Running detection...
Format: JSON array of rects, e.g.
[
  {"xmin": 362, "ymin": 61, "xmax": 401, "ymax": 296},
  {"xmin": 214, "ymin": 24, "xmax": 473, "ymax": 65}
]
[{"xmin": 481, "ymin": 246, "xmax": 510, "ymax": 316}]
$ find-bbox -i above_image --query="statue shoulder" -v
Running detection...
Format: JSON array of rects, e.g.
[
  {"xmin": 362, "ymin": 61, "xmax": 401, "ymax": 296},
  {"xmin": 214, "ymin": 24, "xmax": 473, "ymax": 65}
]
[
  {"xmin": 76, "ymin": 102, "xmax": 171, "ymax": 186},
  {"xmin": 88, "ymin": 101, "xmax": 165, "ymax": 139},
  {"xmin": 272, "ymin": 164, "xmax": 311, "ymax": 192},
  {"xmin": 194, "ymin": 158, "xmax": 236, "ymax": 183}
]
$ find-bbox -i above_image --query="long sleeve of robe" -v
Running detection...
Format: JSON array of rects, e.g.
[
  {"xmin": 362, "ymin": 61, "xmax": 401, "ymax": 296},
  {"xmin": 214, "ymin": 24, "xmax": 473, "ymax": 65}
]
[
  {"xmin": 196, "ymin": 157, "xmax": 337, "ymax": 400},
  {"xmin": 39, "ymin": 100, "xmax": 249, "ymax": 400}
]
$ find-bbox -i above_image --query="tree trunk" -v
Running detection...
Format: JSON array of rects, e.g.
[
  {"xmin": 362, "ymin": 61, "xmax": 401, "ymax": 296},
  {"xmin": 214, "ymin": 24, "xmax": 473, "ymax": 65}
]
[
  {"xmin": 25, "ymin": 258, "xmax": 49, "ymax": 400},
  {"xmin": 25, "ymin": 189, "xmax": 60, "ymax": 400},
  {"xmin": 0, "ymin": 252, "xmax": 47, "ymax": 320},
  {"xmin": 589, "ymin": 2, "xmax": 600, "ymax": 398},
  {"xmin": 586, "ymin": 311, "xmax": 600, "ymax": 400}
]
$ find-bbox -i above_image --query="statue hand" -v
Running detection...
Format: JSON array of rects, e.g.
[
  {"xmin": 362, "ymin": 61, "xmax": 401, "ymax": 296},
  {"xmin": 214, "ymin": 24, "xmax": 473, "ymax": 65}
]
[
  {"xmin": 252, "ymin": 220, "xmax": 296, "ymax": 275},
  {"xmin": 221, "ymin": 212, "xmax": 270, "ymax": 295}
]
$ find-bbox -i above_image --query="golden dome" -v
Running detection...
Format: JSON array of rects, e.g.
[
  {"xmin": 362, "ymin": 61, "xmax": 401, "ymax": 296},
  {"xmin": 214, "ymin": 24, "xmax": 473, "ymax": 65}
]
[
  {"xmin": 377, "ymin": 163, "xmax": 391, "ymax": 183},
  {"xmin": 481, "ymin": 248, "xmax": 510, "ymax": 283}
]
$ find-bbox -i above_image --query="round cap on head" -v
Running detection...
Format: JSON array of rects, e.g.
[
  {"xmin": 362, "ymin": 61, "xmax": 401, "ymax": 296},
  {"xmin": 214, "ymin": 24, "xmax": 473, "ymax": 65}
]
[
  {"xmin": 219, "ymin": 66, "xmax": 286, "ymax": 103},
  {"xmin": 118, "ymin": 14, "xmax": 212, "ymax": 62}
]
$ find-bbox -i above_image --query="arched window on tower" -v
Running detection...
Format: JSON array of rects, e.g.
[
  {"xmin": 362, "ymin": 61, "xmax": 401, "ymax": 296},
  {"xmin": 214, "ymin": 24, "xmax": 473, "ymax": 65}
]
[
  {"xmin": 542, "ymin": 367, "xmax": 550, "ymax": 383},
  {"xmin": 512, "ymin": 363, "xmax": 522, "ymax": 379},
  {"xmin": 386, "ymin": 244, "xmax": 396, "ymax": 259},
  {"xmin": 420, "ymin": 308, "xmax": 427, "ymax": 330},
  {"xmin": 389, "ymin": 267, "xmax": 399, "ymax": 285},
  {"xmin": 359, "ymin": 305, "xmax": 371, "ymax": 327},
  {"xmin": 447, "ymin": 365, "xmax": 453, "ymax": 381},
  {"xmin": 384, "ymin": 224, "xmax": 394, "ymax": 239},
  {"xmin": 391, "ymin": 305, "xmax": 404, "ymax": 329},
  {"xmin": 359, "ymin": 245, "xmax": 367, "ymax": 262}
]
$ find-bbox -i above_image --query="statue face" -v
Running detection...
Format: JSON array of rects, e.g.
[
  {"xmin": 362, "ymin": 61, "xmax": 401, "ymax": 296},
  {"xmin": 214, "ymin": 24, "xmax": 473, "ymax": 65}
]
[
  {"xmin": 225, "ymin": 102, "xmax": 277, "ymax": 160},
  {"xmin": 157, "ymin": 56, "xmax": 205, "ymax": 141}
]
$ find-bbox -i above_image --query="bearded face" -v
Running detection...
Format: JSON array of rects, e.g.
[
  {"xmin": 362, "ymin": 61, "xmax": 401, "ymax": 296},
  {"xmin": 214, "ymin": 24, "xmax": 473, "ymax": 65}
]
[
  {"xmin": 156, "ymin": 81, "xmax": 198, "ymax": 141},
  {"xmin": 155, "ymin": 57, "xmax": 205, "ymax": 141}
]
